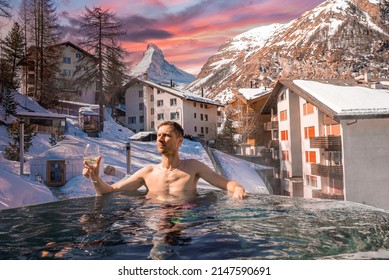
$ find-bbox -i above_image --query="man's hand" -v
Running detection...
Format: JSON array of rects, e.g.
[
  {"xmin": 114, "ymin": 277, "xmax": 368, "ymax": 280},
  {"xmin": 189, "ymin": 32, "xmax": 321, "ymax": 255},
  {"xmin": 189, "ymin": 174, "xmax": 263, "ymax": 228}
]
[
  {"xmin": 227, "ymin": 183, "xmax": 248, "ymax": 200},
  {"xmin": 83, "ymin": 155, "xmax": 102, "ymax": 182}
]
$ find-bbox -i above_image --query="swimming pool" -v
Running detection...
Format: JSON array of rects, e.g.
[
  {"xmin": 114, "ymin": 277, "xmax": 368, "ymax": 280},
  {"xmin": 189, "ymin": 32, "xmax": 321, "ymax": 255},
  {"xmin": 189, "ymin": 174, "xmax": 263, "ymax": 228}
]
[{"xmin": 0, "ymin": 190, "xmax": 388, "ymax": 260}]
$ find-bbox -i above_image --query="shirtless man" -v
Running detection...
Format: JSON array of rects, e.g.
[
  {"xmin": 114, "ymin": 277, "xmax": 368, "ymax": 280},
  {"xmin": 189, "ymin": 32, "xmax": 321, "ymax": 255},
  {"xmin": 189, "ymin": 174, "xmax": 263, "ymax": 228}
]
[{"xmin": 83, "ymin": 121, "xmax": 247, "ymax": 201}]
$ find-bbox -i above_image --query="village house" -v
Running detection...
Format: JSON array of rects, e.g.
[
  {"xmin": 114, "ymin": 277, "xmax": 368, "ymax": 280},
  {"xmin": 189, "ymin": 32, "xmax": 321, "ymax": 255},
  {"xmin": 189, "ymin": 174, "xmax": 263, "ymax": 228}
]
[
  {"xmin": 262, "ymin": 78, "xmax": 389, "ymax": 210},
  {"xmin": 123, "ymin": 78, "xmax": 221, "ymax": 143},
  {"xmin": 20, "ymin": 41, "xmax": 96, "ymax": 104},
  {"xmin": 227, "ymin": 86, "xmax": 272, "ymax": 155}
]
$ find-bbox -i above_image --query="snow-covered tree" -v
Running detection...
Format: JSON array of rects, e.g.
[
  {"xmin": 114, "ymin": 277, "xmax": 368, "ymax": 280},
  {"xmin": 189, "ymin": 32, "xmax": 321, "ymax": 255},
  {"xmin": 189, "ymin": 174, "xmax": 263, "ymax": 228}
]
[{"xmin": 2, "ymin": 89, "xmax": 17, "ymax": 120}]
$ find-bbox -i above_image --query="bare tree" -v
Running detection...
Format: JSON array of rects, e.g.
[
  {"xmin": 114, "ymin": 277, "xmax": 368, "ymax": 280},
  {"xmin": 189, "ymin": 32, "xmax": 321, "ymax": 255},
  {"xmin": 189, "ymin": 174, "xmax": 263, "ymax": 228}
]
[{"xmin": 75, "ymin": 6, "xmax": 126, "ymax": 131}]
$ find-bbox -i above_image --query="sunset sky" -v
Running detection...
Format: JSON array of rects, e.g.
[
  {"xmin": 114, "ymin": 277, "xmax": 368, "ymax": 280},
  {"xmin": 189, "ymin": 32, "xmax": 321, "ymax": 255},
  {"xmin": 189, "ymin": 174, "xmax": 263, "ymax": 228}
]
[{"xmin": 3, "ymin": 0, "xmax": 325, "ymax": 75}]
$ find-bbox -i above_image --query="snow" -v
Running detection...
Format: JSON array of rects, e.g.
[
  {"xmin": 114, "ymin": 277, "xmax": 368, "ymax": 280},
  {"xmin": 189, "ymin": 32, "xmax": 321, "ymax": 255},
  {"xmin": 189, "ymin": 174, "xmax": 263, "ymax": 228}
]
[
  {"xmin": 238, "ymin": 87, "xmax": 272, "ymax": 100},
  {"xmin": 0, "ymin": 93, "xmax": 268, "ymax": 210},
  {"xmin": 293, "ymin": 80, "xmax": 389, "ymax": 117}
]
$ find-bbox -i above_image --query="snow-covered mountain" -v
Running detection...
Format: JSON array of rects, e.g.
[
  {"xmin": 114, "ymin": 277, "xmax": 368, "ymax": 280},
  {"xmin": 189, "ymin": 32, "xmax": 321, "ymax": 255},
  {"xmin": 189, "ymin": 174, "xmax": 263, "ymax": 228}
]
[
  {"xmin": 130, "ymin": 43, "xmax": 196, "ymax": 85},
  {"xmin": 187, "ymin": 0, "xmax": 389, "ymax": 101}
]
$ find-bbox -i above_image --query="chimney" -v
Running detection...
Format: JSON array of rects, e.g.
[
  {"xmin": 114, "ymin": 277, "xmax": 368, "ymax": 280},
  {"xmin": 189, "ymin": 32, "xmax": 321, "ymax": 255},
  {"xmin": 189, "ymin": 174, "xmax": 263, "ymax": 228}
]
[
  {"xmin": 170, "ymin": 79, "xmax": 173, "ymax": 87},
  {"xmin": 143, "ymin": 72, "xmax": 148, "ymax": 81}
]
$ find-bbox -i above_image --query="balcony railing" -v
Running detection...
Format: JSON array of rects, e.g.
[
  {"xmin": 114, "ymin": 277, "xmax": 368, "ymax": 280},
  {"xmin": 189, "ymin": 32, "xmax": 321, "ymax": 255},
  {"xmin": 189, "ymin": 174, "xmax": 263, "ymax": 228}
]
[
  {"xmin": 264, "ymin": 121, "xmax": 278, "ymax": 131},
  {"xmin": 310, "ymin": 136, "xmax": 342, "ymax": 151},
  {"xmin": 311, "ymin": 163, "xmax": 343, "ymax": 178}
]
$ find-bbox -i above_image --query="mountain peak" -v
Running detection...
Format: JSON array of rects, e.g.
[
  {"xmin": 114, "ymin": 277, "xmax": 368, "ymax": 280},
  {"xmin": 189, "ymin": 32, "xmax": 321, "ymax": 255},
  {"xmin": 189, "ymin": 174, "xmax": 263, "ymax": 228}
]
[{"xmin": 131, "ymin": 43, "xmax": 195, "ymax": 85}]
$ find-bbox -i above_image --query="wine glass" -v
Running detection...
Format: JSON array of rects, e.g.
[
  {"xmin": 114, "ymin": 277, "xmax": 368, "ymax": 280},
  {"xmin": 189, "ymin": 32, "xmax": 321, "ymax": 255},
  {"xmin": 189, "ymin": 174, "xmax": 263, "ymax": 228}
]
[{"xmin": 83, "ymin": 143, "xmax": 100, "ymax": 180}]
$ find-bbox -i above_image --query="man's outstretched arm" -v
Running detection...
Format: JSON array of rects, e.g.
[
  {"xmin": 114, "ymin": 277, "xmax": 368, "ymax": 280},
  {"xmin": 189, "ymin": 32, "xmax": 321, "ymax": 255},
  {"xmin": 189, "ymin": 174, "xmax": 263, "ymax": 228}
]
[{"xmin": 194, "ymin": 160, "xmax": 247, "ymax": 199}]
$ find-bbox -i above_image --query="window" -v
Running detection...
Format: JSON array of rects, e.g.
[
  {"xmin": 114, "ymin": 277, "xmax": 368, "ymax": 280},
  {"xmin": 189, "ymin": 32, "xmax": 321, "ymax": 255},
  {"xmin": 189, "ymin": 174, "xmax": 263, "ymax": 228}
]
[
  {"xmin": 280, "ymin": 110, "xmax": 287, "ymax": 121},
  {"xmin": 303, "ymin": 102, "xmax": 315, "ymax": 115},
  {"xmin": 306, "ymin": 175, "xmax": 318, "ymax": 188},
  {"xmin": 279, "ymin": 90, "xmax": 286, "ymax": 101},
  {"xmin": 205, "ymin": 105, "xmax": 208, "ymax": 109},
  {"xmin": 63, "ymin": 69, "xmax": 71, "ymax": 76},
  {"xmin": 304, "ymin": 126, "xmax": 315, "ymax": 139},
  {"xmin": 157, "ymin": 100, "xmax": 163, "ymax": 107},
  {"xmin": 150, "ymin": 95, "xmax": 154, "ymax": 102},
  {"xmin": 75, "ymin": 65, "xmax": 81, "ymax": 71},
  {"xmin": 205, "ymin": 114, "xmax": 208, "ymax": 121},
  {"xmin": 157, "ymin": 113, "xmax": 164, "ymax": 120},
  {"xmin": 75, "ymin": 53, "xmax": 81, "ymax": 59},
  {"xmin": 200, "ymin": 114, "xmax": 204, "ymax": 121},
  {"xmin": 139, "ymin": 103, "xmax": 144, "ymax": 111},
  {"xmin": 170, "ymin": 112, "xmax": 179, "ymax": 120},
  {"xmin": 194, "ymin": 113, "xmax": 197, "ymax": 118},
  {"xmin": 326, "ymin": 124, "xmax": 341, "ymax": 136},
  {"xmin": 282, "ymin": 169, "xmax": 289, "ymax": 179},
  {"xmin": 139, "ymin": 116, "xmax": 144, "ymax": 123},
  {"xmin": 128, "ymin": 116, "xmax": 136, "ymax": 124},
  {"xmin": 151, "ymin": 121, "xmax": 155, "ymax": 130},
  {"xmin": 200, "ymin": 104, "xmax": 203, "ymax": 108},
  {"xmin": 151, "ymin": 108, "xmax": 154, "ymax": 115},
  {"xmin": 305, "ymin": 151, "xmax": 316, "ymax": 163},
  {"xmin": 201, "ymin": 127, "xmax": 204, "ymax": 134},
  {"xmin": 194, "ymin": 102, "xmax": 196, "ymax": 107},
  {"xmin": 194, "ymin": 126, "xmax": 197, "ymax": 132},
  {"xmin": 205, "ymin": 127, "xmax": 209, "ymax": 134},
  {"xmin": 282, "ymin": 150, "xmax": 289, "ymax": 161},
  {"xmin": 170, "ymin": 98, "xmax": 177, "ymax": 106},
  {"xmin": 157, "ymin": 90, "xmax": 162, "ymax": 94},
  {"xmin": 281, "ymin": 130, "xmax": 288, "ymax": 141},
  {"xmin": 63, "ymin": 57, "xmax": 71, "ymax": 64},
  {"xmin": 139, "ymin": 90, "xmax": 143, "ymax": 97}
]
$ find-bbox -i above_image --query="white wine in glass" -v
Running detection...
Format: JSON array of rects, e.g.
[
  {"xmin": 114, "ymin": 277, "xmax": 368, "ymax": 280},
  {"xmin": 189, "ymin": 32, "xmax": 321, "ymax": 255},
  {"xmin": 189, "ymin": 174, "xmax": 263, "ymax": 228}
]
[{"xmin": 83, "ymin": 143, "xmax": 100, "ymax": 173}]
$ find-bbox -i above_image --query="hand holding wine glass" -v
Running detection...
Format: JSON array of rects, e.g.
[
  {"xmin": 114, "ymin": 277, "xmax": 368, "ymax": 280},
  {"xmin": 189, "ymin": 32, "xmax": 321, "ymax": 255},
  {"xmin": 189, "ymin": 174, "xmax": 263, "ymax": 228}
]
[{"xmin": 83, "ymin": 143, "xmax": 100, "ymax": 181}]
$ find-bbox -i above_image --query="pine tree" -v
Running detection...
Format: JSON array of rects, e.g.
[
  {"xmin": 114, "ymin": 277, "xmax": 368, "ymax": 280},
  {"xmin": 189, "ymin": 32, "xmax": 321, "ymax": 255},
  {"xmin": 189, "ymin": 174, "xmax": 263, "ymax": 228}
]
[
  {"xmin": 2, "ymin": 89, "xmax": 17, "ymax": 120},
  {"xmin": 74, "ymin": 6, "xmax": 126, "ymax": 131},
  {"xmin": 2, "ymin": 22, "xmax": 25, "ymax": 90},
  {"xmin": 5, "ymin": 120, "xmax": 35, "ymax": 162}
]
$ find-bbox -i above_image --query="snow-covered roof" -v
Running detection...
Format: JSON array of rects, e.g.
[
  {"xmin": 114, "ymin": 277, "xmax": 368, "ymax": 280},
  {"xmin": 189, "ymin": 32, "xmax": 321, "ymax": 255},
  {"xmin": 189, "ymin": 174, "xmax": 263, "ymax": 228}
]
[
  {"xmin": 238, "ymin": 87, "xmax": 272, "ymax": 100},
  {"xmin": 59, "ymin": 100, "xmax": 99, "ymax": 108},
  {"xmin": 139, "ymin": 79, "xmax": 221, "ymax": 106},
  {"xmin": 130, "ymin": 131, "xmax": 157, "ymax": 140},
  {"xmin": 293, "ymin": 80, "xmax": 389, "ymax": 119},
  {"xmin": 79, "ymin": 107, "xmax": 99, "ymax": 116},
  {"xmin": 16, "ymin": 112, "xmax": 67, "ymax": 119},
  {"xmin": 33, "ymin": 143, "xmax": 85, "ymax": 160}
]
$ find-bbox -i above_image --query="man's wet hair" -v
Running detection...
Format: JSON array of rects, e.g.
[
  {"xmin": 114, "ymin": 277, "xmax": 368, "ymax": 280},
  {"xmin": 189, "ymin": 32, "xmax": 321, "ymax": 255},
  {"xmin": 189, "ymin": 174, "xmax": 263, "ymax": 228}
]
[{"xmin": 157, "ymin": 121, "xmax": 184, "ymax": 137}]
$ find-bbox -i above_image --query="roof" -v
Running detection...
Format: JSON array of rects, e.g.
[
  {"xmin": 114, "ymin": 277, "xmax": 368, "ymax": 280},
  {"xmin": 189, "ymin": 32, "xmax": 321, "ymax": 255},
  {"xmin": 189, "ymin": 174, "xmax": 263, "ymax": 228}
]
[
  {"xmin": 16, "ymin": 112, "xmax": 67, "ymax": 119},
  {"xmin": 238, "ymin": 87, "xmax": 272, "ymax": 101},
  {"xmin": 126, "ymin": 78, "xmax": 222, "ymax": 106},
  {"xmin": 262, "ymin": 79, "xmax": 389, "ymax": 120},
  {"xmin": 33, "ymin": 143, "xmax": 84, "ymax": 160}
]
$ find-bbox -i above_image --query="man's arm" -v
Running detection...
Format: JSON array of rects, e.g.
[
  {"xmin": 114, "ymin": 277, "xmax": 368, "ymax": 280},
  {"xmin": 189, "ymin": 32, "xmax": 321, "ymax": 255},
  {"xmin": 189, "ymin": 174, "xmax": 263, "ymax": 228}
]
[
  {"xmin": 194, "ymin": 160, "xmax": 247, "ymax": 199},
  {"xmin": 83, "ymin": 156, "xmax": 146, "ymax": 195}
]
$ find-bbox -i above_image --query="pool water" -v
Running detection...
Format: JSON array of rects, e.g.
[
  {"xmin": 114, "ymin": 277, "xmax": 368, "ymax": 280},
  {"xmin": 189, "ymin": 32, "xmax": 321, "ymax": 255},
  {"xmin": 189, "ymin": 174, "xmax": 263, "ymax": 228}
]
[{"xmin": 0, "ymin": 190, "xmax": 388, "ymax": 260}]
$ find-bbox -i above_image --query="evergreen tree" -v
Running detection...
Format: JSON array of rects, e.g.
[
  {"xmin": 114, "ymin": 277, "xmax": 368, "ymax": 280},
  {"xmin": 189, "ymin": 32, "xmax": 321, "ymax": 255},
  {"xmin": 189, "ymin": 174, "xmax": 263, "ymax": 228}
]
[
  {"xmin": 2, "ymin": 22, "xmax": 25, "ymax": 90},
  {"xmin": 216, "ymin": 109, "xmax": 236, "ymax": 154},
  {"xmin": 75, "ymin": 6, "xmax": 126, "ymax": 131},
  {"xmin": 5, "ymin": 120, "xmax": 35, "ymax": 162},
  {"xmin": 2, "ymin": 89, "xmax": 17, "ymax": 120}
]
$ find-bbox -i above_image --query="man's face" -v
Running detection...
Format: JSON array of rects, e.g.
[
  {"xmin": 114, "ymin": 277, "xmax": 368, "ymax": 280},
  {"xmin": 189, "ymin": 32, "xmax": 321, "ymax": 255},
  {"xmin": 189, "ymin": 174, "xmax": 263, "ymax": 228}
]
[{"xmin": 157, "ymin": 125, "xmax": 183, "ymax": 155}]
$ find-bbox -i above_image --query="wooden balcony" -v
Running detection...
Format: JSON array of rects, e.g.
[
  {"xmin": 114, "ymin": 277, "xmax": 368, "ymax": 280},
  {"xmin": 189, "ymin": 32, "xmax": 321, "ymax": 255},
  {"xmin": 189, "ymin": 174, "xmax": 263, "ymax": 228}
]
[
  {"xmin": 310, "ymin": 136, "xmax": 342, "ymax": 151},
  {"xmin": 264, "ymin": 121, "xmax": 278, "ymax": 131},
  {"xmin": 311, "ymin": 163, "xmax": 343, "ymax": 178}
]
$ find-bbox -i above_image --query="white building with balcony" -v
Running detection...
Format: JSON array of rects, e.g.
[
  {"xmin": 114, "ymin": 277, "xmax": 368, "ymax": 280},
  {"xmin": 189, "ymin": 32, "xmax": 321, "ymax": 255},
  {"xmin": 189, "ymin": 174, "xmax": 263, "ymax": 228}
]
[
  {"xmin": 262, "ymin": 79, "xmax": 389, "ymax": 210},
  {"xmin": 123, "ymin": 78, "xmax": 221, "ymax": 143}
]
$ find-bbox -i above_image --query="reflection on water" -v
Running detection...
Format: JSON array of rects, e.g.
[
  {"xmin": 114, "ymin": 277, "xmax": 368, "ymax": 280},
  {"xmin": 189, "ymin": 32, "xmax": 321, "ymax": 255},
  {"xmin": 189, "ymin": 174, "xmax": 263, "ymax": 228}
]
[{"xmin": 0, "ymin": 190, "xmax": 388, "ymax": 260}]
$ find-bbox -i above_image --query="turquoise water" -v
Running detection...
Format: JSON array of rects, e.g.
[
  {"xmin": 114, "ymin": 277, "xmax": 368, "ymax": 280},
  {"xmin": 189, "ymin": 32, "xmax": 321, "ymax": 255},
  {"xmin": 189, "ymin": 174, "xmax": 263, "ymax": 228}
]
[{"xmin": 0, "ymin": 190, "xmax": 388, "ymax": 260}]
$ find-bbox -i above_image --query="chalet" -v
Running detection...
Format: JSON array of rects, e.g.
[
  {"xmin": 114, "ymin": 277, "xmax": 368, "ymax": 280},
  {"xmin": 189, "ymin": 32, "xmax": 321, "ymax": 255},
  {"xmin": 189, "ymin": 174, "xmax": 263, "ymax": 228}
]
[
  {"xmin": 262, "ymin": 78, "xmax": 389, "ymax": 210},
  {"xmin": 228, "ymin": 86, "xmax": 272, "ymax": 155},
  {"xmin": 16, "ymin": 112, "xmax": 67, "ymax": 137},
  {"xmin": 20, "ymin": 41, "xmax": 97, "ymax": 104},
  {"xmin": 123, "ymin": 78, "xmax": 221, "ymax": 143}
]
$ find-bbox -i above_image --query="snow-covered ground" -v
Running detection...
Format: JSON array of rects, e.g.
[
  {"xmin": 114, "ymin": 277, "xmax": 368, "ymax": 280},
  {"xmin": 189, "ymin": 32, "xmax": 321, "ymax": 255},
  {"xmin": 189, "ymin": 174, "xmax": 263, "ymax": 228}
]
[{"xmin": 0, "ymin": 93, "xmax": 268, "ymax": 210}]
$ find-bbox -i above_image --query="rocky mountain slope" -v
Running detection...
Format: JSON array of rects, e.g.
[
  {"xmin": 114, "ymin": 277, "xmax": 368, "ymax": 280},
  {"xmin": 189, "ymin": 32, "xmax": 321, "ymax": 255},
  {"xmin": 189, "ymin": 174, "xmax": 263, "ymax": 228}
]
[
  {"xmin": 130, "ymin": 43, "xmax": 195, "ymax": 85},
  {"xmin": 187, "ymin": 0, "xmax": 389, "ymax": 102}
]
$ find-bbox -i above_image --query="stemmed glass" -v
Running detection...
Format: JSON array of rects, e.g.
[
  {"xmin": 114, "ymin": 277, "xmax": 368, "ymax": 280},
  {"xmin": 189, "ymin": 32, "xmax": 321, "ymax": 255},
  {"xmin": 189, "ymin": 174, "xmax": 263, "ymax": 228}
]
[{"xmin": 83, "ymin": 143, "xmax": 100, "ymax": 180}]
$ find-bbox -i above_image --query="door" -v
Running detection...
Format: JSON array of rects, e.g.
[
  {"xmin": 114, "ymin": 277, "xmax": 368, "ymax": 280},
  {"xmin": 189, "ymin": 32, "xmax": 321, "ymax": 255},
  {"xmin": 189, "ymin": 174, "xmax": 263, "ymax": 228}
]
[{"xmin": 46, "ymin": 160, "xmax": 66, "ymax": 187}]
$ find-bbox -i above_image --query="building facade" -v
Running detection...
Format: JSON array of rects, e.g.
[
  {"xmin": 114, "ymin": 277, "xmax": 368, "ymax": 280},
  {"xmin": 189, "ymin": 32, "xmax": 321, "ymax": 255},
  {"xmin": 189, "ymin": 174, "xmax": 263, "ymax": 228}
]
[
  {"xmin": 124, "ymin": 78, "xmax": 220, "ymax": 143},
  {"xmin": 262, "ymin": 79, "xmax": 389, "ymax": 210},
  {"xmin": 20, "ymin": 41, "xmax": 96, "ymax": 104}
]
